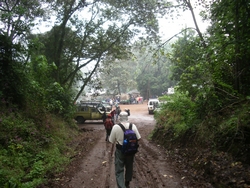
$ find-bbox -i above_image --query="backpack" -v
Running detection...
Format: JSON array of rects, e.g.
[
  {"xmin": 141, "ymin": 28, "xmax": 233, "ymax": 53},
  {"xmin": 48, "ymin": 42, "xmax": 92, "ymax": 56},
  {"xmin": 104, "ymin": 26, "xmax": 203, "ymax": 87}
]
[
  {"xmin": 104, "ymin": 119, "xmax": 113, "ymax": 129},
  {"xmin": 118, "ymin": 123, "xmax": 139, "ymax": 155}
]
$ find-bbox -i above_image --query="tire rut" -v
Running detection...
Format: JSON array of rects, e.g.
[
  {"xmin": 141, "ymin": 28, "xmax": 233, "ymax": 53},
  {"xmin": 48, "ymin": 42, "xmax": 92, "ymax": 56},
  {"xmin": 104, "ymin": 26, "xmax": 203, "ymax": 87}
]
[
  {"xmin": 129, "ymin": 137, "xmax": 183, "ymax": 188},
  {"xmin": 67, "ymin": 130, "xmax": 116, "ymax": 188}
]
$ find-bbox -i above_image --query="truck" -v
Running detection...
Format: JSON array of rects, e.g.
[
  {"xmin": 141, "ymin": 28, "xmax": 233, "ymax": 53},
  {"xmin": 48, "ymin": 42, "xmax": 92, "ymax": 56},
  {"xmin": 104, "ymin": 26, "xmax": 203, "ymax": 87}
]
[{"xmin": 117, "ymin": 93, "xmax": 130, "ymax": 104}]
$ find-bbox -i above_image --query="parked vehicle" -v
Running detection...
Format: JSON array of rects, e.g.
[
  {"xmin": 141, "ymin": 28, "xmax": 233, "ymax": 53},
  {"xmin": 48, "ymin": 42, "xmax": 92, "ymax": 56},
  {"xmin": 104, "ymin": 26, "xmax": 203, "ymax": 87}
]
[
  {"xmin": 74, "ymin": 101, "xmax": 111, "ymax": 123},
  {"xmin": 101, "ymin": 101, "xmax": 112, "ymax": 111},
  {"xmin": 147, "ymin": 98, "xmax": 159, "ymax": 114}
]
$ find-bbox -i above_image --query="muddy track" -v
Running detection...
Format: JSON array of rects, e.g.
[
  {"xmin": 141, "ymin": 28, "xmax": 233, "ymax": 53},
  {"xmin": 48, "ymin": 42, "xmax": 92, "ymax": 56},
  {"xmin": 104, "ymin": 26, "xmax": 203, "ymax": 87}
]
[
  {"xmin": 40, "ymin": 104, "xmax": 190, "ymax": 188},
  {"xmin": 132, "ymin": 135, "xmax": 185, "ymax": 188},
  {"xmin": 65, "ymin": 130, "xmax": 186, "ymax": 188}
]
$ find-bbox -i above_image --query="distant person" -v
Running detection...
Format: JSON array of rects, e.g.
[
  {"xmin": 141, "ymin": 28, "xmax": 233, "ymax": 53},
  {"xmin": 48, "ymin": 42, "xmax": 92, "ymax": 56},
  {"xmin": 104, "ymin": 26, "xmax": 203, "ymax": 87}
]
[
  {"xmin": 115, "ymin": 105, "xmax": 121, "ymax": 122},
  {"xmin": 109, "ymin": 111, "xmax": 141, "ymax": 188},
  {"xmin": 124, "ymin": 108, "xmax": 130, "ymax": 116},
  {"xmin": 102, "ymin": 110, "xmax": 107, "ymax": 122},
  {"xmin": 109, "ymin": 99, "xmax": 113, "ymax": 109},
  {"xmin": 110, "ymin": 109, "xmax": 116, "ymax": 124},
  {"xmin": 104, "ymin": 114, "xmax": 114, "ymax": 141}
]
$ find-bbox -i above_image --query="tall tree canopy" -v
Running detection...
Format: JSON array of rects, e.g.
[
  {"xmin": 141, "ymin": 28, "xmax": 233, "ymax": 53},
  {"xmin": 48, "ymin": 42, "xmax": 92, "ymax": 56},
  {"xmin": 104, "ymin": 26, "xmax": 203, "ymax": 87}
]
[
  {"xmin": 31, "ymin": 0, "xmax": 163, "ymax": 103},
  {"xmin": 0, "ymin": 0, "xmax": 162, "ymax": 109},
  {"xmin": 168, "ymin": 0, "xmax": 250, "ymax": 115}
]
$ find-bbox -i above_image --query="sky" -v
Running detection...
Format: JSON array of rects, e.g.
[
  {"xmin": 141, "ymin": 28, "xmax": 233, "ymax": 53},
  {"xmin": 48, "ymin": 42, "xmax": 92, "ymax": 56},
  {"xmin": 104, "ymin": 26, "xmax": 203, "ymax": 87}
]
[{"xmin": 158, "ymin": 8, "xmax": 209, "ymax": 42}]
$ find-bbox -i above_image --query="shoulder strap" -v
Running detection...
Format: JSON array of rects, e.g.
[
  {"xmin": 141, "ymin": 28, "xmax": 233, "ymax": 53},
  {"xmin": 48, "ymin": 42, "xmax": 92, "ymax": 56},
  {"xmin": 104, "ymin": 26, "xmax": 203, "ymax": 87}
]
[
  {"xmin": 118, "ymin": 123, "xmax": 125, "ymax": 132},
  {"xmin": 129, "ymin": 123, "xmax": 133, "ymax": 130}
]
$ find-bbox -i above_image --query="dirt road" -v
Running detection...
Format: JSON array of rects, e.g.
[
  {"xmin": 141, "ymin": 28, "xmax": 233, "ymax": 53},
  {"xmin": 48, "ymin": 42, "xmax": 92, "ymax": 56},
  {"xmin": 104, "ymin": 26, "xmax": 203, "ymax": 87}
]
[{"xmin": 42, "ymin": 103, "xmax": 190, "ymax": 188}]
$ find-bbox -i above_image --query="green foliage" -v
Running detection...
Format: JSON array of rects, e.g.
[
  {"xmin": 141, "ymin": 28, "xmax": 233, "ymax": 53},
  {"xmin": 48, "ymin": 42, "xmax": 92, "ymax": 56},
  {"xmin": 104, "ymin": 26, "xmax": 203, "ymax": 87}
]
[
  {"xmin": 154, "ymin": 90, "xmax": 198, "ymax": 137},
  {"xmin": 169, "ymin": 29, "xmax": 211, "ymax": 100},
  {"xmin": 150, "ymin": 1, "xmax": 250, "ymax": 170},
  {"xmin": 99, "ymin": 56, "xmax": 138, "ymax": 95},
  {"xmin": 154, "ymin": 92, "xmax": 250, "ymax": 163},
  {"xmin": 155, "ymin": 1, "xmax": 249, "ymax": 157},
  {"xmin": 24, "ymin": 54, "xmax": 75, "ymax": 120},
  {"xmin": 0, "ymin": 108, "xmax": 77, "ymax": 187},
  {"xmin": 218, "ymin": 103, "xmax": 250, "ymax": 137},
  {"xmin": 208, "ymin": 0, "xmax": 250, "ymax": 95},
  {"xmin": 133, "ymin": 41, "xmax": 176, "ymax": 99},
  {"xmin": 0, "ymin": 34, "xmax": 29, "ymax": 108}
]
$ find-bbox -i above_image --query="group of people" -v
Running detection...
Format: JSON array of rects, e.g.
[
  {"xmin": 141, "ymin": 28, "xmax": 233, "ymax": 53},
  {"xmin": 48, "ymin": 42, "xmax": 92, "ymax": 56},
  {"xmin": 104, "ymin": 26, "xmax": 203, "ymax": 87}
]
[
  {"xmin": 103, "ymin": 106, "xmax": 141, "ymax": 188},
  {"xmin": 108, "ymin": 97, "xmax": 120, "ymax": 109},
  {"xmin": 103, "ymin": 105, "xmax": 130, "ymax": 141}
]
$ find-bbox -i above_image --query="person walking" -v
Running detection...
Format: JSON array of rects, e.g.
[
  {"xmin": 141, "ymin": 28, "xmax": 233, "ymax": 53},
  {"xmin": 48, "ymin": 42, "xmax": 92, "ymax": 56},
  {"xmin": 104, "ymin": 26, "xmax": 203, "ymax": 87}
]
[
  {"xmin": 115, "ymin": 105, "xmax": 121, "ymax": 122},
  {"xmin": 104, "ymin": 114, "xmax": 114, "ymax": 141},
  {"xmin": 109, "ymin": 111, "xmax": 141, "ymax": 188},
  {"xmin": 110, "ymin": 109, "xmax": 116, "ymax": 125},
  {"xmin": 109, "ymin": 98, "xmax": 113, "ymax": 109},
  {"xmin": 102, "ymin": 110, "xmax": 107, "ymax": 123}
]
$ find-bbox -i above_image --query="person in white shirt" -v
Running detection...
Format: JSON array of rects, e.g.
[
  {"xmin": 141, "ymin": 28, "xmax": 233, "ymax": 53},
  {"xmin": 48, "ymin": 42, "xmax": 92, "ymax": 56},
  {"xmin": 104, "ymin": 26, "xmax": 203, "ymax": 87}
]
[{"xmin": 109, "ymin": 111, "xmax": 141, "ymax": 188}]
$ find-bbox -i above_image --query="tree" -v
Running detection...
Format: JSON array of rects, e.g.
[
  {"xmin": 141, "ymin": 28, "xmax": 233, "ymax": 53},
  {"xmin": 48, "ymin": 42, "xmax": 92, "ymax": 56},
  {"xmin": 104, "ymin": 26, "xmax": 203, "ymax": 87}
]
[
  {"xmin": 134, "ymin": 40, "xmax": 175, "ymax": 99},
  {"xmin": 100, "ymin": 55, "xmax": 138, "ymax": 96},
  {"xmin": 0, "ymin": 0, "xmax": 47, "ymax": 107},
  {"xmin": 169, "ymin": 29, "xmax": 209, "ymax": 99},
  {"xmin": 32, "ymin": 0, "xmax": 162, "ymax": 103},
  {"xmin": 208, "ymin": 0, "xmax": 250, "ymax": 96}
]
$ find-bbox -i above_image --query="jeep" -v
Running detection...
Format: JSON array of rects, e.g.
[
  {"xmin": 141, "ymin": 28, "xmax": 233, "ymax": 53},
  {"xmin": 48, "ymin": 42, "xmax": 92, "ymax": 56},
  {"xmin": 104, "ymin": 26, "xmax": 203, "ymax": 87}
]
[{"xmin": 74, "ymin": 101, "xmax": 111, "ymax": 123}]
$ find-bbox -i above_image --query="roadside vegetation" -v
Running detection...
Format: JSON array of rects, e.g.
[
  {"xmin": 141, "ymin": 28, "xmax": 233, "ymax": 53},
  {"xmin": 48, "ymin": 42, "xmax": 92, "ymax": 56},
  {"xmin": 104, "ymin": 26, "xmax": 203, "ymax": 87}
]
[
  {"xmin": 0, "ymin": 104, "xmax": 78, "ymax": 187},
  {"xmin": 151, "ymin": 1, "xmax": 250, "ymax": 186},
  {"xmin": 152, "ymin": 92, "xmax": 250, "ymax": 187}
]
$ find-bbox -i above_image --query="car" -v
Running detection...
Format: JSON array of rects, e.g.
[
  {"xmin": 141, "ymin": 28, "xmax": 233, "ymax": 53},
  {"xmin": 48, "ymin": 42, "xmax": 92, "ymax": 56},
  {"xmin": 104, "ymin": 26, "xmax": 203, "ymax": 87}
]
[
  {"xmin": 74, "ymin": 101, "xmax": 111, "ymax": 123},
  {"xmin": 101, "ymin": 101, "xmax": 112, "ymax": 111},
  {"xmin": 147, "ymin": 98, "xmax": 159, "ymax": 114}
]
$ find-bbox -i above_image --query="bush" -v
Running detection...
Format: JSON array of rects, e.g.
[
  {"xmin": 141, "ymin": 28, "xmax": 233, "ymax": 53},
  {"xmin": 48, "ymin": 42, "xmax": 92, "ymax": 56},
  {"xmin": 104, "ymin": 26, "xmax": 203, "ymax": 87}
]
[
  {"xmin": 0, "ymin": 107, "xmax": 78, "ymax": 187},
  {"xmin": 155, "ymin": 91, "xmax": 198, "ymax": 137}
]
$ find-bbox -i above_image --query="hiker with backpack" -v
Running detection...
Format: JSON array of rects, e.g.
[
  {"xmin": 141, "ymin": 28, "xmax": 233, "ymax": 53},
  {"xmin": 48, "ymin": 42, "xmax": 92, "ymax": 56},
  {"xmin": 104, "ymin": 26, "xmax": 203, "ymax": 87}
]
[
  {"xmin": 109, "ymin": 111, "xmax": 141, "ymax": 188},
  {"xmin": 104, "ymin": 114, "xmax": 114, "ymax": 141}
]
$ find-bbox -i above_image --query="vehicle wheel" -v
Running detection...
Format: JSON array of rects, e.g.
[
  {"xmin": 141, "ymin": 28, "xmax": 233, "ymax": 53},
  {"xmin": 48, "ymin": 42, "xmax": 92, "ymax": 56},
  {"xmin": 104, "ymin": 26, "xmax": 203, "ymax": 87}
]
[{"xmin": 76, "ymin": 116, "xmax": 85, "ymax": 124}]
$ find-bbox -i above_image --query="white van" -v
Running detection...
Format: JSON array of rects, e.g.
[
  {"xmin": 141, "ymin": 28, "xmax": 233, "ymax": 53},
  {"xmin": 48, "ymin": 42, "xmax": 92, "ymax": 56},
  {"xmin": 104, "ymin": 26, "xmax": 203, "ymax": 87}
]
[{"xmin": 147, "ymin": 98, "xmax": 159, "ymax": 114}]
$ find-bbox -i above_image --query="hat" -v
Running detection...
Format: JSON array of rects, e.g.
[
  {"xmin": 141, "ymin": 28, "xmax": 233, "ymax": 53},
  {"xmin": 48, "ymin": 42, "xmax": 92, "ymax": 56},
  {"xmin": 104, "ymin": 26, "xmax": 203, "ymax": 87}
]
[{"xmin": 119, "ymin": 111, "xmax": 128, "ymax": 122}]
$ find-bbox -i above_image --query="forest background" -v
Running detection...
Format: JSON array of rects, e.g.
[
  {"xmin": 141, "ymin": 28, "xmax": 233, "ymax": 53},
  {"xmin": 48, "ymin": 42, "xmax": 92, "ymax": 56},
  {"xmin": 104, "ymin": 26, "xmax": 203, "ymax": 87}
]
[{"xmin": 0, "ymin": 0, "xmax": 250, "ymax": 187}]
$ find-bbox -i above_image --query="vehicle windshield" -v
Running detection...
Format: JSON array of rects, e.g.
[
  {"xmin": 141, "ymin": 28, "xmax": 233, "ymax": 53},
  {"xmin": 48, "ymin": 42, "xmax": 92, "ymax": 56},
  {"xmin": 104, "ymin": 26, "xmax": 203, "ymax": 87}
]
[{"xmin": 149, "ymin": 101, "xmax": 158, "ymax": 105}]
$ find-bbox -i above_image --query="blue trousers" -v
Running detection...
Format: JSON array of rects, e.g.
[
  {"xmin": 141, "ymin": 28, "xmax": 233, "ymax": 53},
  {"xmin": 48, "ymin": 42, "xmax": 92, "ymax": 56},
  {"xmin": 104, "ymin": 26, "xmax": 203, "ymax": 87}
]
[{"xmin": 115, "ymin": 149, "xmax": 134, "ymax": 188}]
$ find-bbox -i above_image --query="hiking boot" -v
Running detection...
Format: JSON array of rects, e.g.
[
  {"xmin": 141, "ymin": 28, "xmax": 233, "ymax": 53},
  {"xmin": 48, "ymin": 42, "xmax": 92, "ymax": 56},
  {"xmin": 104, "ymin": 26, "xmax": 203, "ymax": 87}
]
[{"xmin": 125, "ymin": 181, "xmax": 130, "ymax": 188}]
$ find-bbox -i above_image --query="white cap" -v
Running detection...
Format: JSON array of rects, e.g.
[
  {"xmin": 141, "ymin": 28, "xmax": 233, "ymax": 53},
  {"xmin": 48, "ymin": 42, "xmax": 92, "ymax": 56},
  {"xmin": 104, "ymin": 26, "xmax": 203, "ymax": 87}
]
[{"xmin": 119, "ymin": 111, "xmax": 128, "ymax": 122}]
